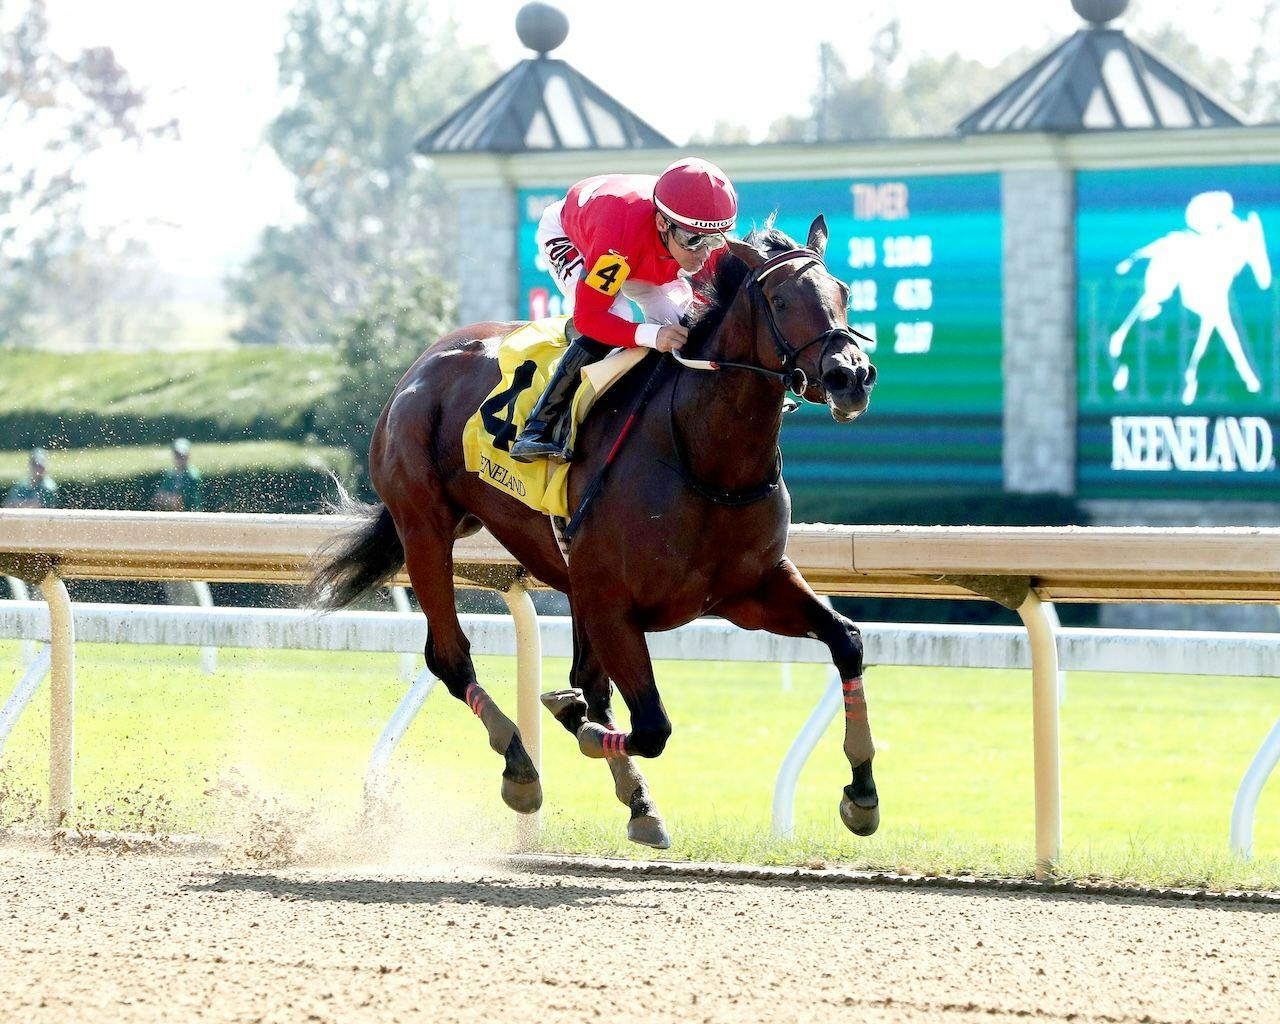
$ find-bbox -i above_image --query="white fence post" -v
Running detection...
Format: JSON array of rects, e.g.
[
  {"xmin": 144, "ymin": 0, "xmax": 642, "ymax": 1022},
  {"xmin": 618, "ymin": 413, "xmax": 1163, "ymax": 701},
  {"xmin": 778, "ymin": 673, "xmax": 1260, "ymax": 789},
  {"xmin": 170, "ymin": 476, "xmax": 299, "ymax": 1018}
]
[
  {"xmin": 0, "ymin": 645, "xmax": 51, "ymax": 757},
  {"xmin": 500, "ymin": 582, "xmax": 542, "ymax": 849},
  {"xmin": 365, "ymin": 667, "xmax": 439, "ymax": 802},
  {"xmin": 390, "ymin": 587, "xmax": 417, "ymax": 683},
  {"xmin": 1042, "ymin": 601, "xmax": 1067, "ymax": 703},
  {"xmin": 5, "ymin": 576, "xmax": 35, "ymax": 668},
  {"xmin": 1016, "ymin": 591, "xmax": 1062, "ymax": 878},
  {"xmin": 190, "ymin": 581, "xmax": 217, "ymax": 674},
  {"xmin": 1231, "ymin": 717, "xmax": 1280, "ymax": 860},
  {"xmin": 772, "ymin": 665, "xmax": 842, "ymax": 839},
  {"xmin": 39, "ymin": 575, "xmax": 74, "ymax": 826}
]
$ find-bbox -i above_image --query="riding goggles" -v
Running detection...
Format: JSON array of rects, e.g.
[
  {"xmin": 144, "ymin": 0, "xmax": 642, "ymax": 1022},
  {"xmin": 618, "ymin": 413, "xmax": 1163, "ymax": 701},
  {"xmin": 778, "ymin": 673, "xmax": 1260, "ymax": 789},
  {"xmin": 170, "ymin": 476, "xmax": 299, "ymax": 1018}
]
[{"xmin": 662, "ymin": 218, "xmax": 725, "ymax": 253}]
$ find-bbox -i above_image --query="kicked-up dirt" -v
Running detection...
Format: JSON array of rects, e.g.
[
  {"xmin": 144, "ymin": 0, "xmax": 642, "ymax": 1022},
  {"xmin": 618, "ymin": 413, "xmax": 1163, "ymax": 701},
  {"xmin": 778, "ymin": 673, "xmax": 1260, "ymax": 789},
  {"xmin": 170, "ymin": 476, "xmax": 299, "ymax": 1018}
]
[{"xmin": 1, "ymin": 843, "xmax": 1278, "ymax": 1023}]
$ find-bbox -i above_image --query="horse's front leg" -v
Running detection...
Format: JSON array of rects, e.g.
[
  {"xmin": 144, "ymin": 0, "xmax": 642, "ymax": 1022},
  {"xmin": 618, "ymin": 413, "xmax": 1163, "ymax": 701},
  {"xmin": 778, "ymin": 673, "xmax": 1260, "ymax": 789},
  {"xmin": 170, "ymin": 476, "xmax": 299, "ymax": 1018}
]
[
  {"xmin": 558, "ymin": 604, "xmax": 671, "ymax": 764},
  {"xmin": 718, "ymin": 558, "xmax": 879, "ymax": 837},
  {"xmin": 541, "ymin": 613, "xmax": 670, "ymax": 848}
]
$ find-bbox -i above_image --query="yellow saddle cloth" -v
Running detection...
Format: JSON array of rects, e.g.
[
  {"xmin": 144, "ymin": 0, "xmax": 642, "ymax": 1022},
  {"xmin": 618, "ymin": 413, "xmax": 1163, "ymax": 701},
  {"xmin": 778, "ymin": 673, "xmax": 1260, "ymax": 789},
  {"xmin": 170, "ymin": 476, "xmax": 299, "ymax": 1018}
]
[{"xmin": 462, "ymin": 316, "xmax": 646, "ymax": 517}]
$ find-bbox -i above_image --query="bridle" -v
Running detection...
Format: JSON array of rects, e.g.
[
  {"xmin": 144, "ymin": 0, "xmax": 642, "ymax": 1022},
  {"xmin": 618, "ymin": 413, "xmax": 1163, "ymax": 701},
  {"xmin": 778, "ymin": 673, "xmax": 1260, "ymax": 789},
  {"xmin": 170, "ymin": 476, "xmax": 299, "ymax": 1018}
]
[
  {"xmin": 660, "ymin": 245, "xmax": 870, "ymax": 506},
  {"xmin": 567, "ymin": 243, "xmax": 874, "ymax": 535},
  {"xmin": 673, "ymin": 246, "xmax": 870, "ymax": 402}
]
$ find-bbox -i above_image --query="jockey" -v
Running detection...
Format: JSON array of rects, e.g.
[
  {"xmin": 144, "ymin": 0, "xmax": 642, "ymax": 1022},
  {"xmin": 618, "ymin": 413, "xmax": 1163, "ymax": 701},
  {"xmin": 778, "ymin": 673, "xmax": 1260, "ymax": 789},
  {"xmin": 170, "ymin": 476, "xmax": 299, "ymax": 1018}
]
[{"xmin": 508, "ymin": 157, "xmax": 737, "ymax": 463}]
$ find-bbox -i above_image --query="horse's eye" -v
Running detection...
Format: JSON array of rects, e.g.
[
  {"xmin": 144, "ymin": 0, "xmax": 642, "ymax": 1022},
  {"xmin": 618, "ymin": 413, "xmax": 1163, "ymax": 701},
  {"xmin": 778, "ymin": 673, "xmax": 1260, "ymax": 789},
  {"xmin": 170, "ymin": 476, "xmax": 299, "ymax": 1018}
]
[{"xmin": 771, "ymin": 296, "xmax": 786, "ymax": 312}]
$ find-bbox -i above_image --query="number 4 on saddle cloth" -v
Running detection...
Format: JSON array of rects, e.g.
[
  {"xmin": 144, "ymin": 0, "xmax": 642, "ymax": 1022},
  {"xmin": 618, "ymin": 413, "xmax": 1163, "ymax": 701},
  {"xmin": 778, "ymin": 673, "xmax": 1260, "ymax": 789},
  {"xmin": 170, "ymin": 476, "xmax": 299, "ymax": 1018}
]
[{"xmin": 461, "ymin": 316, "xmax": 647, "ymax": 517}]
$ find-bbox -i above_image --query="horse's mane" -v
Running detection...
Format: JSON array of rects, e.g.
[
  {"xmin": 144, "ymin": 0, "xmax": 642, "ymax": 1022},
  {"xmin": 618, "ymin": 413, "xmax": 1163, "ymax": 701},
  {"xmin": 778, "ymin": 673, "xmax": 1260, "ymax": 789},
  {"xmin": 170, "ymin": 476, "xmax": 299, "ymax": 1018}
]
[{"xmin": 686, "ymin": 218, "xmax": 799, "ymax": 349}]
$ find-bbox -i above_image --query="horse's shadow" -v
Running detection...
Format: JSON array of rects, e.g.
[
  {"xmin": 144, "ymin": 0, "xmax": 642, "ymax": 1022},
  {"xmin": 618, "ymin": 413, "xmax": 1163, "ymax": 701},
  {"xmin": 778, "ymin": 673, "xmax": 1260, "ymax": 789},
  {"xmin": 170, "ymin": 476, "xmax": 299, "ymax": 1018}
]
[{"xmin": 183, "ymin": 871, "xmax": 674, "ymax": 910}]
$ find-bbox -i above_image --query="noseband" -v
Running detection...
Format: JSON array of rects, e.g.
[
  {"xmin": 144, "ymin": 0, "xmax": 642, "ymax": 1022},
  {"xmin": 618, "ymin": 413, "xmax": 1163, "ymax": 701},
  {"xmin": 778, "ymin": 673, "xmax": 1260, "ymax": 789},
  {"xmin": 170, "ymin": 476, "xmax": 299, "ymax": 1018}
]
[{"xmin": 675, "ymin": 247, "xmax": 868, "ymax": 401}]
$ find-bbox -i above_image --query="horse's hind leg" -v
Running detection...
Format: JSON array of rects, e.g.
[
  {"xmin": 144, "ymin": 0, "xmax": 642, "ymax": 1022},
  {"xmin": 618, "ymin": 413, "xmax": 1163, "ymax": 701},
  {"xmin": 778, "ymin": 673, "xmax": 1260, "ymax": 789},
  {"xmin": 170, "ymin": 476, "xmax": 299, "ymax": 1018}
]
[
  {"xmin": 718, "ymin": 559, "xmax": 878, "ymax": 837},
  {"xmin": 542, "ymin": 614, "xmax": 669, "ymax": 848},
  {"xmin": 398, "ymin": 509, "xmax": 542, "ymax": 814}
]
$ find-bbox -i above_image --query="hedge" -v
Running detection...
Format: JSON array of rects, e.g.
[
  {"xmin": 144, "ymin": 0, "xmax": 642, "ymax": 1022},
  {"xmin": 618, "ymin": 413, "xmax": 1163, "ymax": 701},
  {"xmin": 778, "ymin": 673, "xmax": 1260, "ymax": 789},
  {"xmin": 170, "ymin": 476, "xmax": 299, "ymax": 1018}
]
[{"xmin": 0, "ymin": 347, "xmax": 342, "ymax": 449}]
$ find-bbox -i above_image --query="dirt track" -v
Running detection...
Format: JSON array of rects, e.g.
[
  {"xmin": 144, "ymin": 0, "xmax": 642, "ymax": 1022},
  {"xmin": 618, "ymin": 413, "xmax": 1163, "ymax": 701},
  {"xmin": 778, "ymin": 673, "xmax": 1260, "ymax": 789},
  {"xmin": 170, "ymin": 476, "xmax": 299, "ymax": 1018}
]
[{"xmin": 2, "ymin": 844, "xmax": 1278, "ymax": 1024}]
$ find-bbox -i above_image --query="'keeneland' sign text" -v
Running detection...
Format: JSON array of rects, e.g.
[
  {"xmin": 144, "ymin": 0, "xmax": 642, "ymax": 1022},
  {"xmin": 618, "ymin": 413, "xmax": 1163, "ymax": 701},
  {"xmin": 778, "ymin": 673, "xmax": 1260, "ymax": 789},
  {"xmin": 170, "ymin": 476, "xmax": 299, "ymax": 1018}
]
[{"xmin": 1111, "ymin": 416, "xmax": 1275, "ymax": 473}]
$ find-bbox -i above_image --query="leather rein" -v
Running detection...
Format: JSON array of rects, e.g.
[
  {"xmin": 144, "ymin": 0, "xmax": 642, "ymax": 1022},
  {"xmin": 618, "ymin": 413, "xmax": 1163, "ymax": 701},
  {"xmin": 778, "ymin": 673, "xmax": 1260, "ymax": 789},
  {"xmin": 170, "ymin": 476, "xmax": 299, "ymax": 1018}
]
[{"xmin": 672, "ymin": 246, "xmax": 869, "ymax": 400}]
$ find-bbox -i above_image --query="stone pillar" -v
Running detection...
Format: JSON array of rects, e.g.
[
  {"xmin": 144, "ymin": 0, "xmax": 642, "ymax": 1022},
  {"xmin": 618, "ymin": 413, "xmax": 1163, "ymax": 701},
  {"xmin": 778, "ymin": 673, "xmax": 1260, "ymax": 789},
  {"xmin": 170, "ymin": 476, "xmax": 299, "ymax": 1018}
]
[
  {"xmin": 1002, "ymin": 168, "xmax": 1077, "ymax": 495},
  {"xmin": 454, "ymin": 183, "xmax": 519, "ymax": 327}
]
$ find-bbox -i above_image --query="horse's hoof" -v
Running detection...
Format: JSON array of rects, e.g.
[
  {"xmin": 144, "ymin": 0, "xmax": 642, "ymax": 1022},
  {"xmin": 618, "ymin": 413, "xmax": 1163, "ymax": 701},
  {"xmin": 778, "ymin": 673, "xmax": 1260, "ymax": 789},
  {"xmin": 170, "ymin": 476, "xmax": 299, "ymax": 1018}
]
[
  {"xmin": 502, "ymin": 776, "xmax": 543, "ymax": 814},
  {"xmin": 1112, "ymin": 364, "xmax": 1129, "ymax": 391},
  {"xmin": 540, "ymin": 688, "xmax": 588, "ymax": 733},
  {"xmin": 839, "ymin": 792, "xmax": 880, "ymax": 837},
  {"xmin": 627, "ymin": 814, "xmax": 670, "ymax": 850}
]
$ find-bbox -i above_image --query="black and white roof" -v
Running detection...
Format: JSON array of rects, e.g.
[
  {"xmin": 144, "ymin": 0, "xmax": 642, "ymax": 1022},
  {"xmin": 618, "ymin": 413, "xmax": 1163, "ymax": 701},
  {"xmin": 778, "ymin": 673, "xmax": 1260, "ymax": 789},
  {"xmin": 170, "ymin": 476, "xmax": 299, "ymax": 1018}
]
[
  {"xmin": 957, "ymin": 27, "xmax": 1244, "ymax": 134},
  {"xmin": 417, "ymin": 57, "xmax": 672, "ymax": 154}
]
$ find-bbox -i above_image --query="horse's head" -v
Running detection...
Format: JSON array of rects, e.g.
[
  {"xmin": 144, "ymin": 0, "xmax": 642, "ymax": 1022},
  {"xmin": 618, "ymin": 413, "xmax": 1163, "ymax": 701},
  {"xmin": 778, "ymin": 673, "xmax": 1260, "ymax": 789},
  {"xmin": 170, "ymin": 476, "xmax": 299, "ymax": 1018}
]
[
  {"xmin": 1245, "ymin": 211, "xmax": 1273, "ymax": 291},
  {"xmin": 726, "ymin": 216, "xmax": 876, "ymax": 422}
]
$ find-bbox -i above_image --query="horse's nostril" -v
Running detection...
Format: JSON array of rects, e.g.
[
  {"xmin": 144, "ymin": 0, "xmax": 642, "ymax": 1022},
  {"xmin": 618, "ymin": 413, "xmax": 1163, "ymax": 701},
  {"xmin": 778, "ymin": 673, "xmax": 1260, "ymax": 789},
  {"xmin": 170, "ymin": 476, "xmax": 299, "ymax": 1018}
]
[
  {"xmin": 822, "ymin": 366, "xmax": 857, "ymax": 392},
  {"xmin": 864, "ymin": 363, "xmax": 877, "ymax": 387}
]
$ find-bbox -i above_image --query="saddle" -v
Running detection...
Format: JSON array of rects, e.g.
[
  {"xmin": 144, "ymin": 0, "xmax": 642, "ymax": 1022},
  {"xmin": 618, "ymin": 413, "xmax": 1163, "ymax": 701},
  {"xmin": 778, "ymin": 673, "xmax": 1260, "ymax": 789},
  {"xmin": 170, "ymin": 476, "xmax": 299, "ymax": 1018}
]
[{"xmin": 461, "ymin": 316, "xmax": 646, "ymax": 516}]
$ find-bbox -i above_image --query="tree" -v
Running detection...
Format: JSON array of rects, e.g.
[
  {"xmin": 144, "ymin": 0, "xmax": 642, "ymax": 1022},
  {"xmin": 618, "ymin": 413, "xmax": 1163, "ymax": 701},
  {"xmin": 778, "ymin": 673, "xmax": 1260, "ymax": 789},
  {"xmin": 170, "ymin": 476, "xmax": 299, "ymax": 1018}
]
[
  {"xmin": 688, "ymin": 120, "xmax": 753, "ymax": 145},
  {"xmin": 770, "ymin": 7, "xmax": 1280, "ymax": 144},
  {"xmin": 0, "ymin": 0, "xmax": 170, "ymax": 345},
  {"xmin": 1236, "ymin": 0, "xmax": 1280, "ymax": 122},
  {"xmin": 230, "ymin": 0, "xmax": 495, "ymax": 346},
  {"xmin": 1136, "ymin": 5, "xmax": 1280, "ymax": 123},
  {"xmin": 769, "ymin": 27, "xmax": 1037, "ymax": 143},
  {"xmin": 312, "ymin": 262, "xmax": 453, "ymax": 493},
  {"xmin": 768, "ymin": 31, "xmax": 900, "ymax": 143}
]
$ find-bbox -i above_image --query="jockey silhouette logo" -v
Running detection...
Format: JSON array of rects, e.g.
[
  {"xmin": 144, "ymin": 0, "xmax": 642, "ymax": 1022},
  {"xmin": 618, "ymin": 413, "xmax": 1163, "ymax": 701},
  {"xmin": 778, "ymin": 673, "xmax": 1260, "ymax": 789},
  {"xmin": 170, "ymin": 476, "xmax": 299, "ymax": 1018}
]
[{"xmin": 1109, "ymin": 190, "xmax": 1273, "ymax": 404}]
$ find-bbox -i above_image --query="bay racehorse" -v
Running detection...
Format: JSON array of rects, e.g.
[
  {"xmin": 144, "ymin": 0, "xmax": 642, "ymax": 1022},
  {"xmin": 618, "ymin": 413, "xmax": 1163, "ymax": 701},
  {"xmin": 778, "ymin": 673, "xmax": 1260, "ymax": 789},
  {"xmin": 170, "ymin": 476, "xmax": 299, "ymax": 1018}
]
[{"xmin": 309, "ymin": 217, "xmax": 878, "ymax": 848}]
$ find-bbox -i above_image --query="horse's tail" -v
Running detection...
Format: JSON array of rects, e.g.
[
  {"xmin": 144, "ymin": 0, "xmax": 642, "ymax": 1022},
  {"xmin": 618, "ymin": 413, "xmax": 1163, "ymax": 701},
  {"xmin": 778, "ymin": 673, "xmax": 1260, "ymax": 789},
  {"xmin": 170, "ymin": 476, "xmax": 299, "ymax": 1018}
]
[{"xmin": 305, "ymin": 481, "xmax": 404, "ymax": 611}]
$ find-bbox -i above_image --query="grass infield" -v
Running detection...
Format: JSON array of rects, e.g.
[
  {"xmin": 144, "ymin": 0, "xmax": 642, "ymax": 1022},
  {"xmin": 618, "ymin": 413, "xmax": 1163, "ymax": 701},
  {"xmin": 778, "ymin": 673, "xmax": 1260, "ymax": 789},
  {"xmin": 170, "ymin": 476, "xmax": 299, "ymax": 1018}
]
[{"xmin": 1, "ymin": 640, "xmax": 1278, "ymax": 889}]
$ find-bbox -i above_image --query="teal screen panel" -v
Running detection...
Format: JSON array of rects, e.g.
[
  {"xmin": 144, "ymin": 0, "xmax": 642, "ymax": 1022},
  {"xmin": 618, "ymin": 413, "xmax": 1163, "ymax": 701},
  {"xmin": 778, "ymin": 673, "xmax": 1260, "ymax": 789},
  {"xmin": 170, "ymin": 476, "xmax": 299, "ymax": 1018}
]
[
  {"xmin": 517, "ymin": 173, "xmax": 1004, "ymax": 498},
  {"xmin": 1078, "ymin": 165, "xmax": 1280, "ymax": 499}
]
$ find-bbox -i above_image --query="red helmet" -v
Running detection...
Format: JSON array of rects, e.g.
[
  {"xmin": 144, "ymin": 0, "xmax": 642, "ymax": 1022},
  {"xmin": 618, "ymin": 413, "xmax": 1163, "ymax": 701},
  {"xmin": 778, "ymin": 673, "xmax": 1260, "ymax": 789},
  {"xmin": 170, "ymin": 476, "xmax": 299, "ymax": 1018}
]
[{"xmin": 653, "ymin": 158, "xmax": 737, "ymax": 234}]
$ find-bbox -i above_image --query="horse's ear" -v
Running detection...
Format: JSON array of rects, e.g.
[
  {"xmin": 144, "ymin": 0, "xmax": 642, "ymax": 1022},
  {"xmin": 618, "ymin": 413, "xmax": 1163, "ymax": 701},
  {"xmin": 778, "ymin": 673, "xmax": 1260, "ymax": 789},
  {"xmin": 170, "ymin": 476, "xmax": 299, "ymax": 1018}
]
[
  {"xmin": 727, "ymin": 239, "xmax": 766, "ymax": 269},
  {"xmin": 806, "ymin": 215, "xmax": 828, "ymax": 259}
]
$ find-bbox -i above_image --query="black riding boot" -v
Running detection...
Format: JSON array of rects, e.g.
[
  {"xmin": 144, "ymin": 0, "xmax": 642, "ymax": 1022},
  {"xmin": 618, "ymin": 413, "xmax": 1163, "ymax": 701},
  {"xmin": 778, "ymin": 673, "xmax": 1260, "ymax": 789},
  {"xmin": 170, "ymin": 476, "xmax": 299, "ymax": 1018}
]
[{"xmin": 509, "ymin": 334, "xmax": 611, "ymax": 463}]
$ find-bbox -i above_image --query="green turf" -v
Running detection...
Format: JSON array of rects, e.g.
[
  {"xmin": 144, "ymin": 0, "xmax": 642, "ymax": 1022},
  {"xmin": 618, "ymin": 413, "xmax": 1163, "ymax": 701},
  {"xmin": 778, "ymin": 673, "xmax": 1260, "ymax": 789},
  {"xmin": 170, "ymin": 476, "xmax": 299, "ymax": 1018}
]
[
  {"xmin": 2, "ymin": 640, "xmax": 1279, "ymax": 888},
  {"xmin": 0, "ymin": 348, "xmax": 340, "ymax": 424}
]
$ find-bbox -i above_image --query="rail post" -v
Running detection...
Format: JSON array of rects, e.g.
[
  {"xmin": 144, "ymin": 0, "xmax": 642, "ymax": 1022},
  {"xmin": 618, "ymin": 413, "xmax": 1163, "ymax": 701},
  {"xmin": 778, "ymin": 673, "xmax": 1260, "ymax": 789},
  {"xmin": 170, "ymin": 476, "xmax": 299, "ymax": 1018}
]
[
  {"xmin": 364, "ymin": 667, "xmax": 439, "ymax": 805},
  {"xmin": 1231, "ymin": 717, "xmax": 1280, "ymax": 859},
  {"xmin": 501, "ymin": 581, "xmax": 542, "ymax": 849},
  {"xmin": 771, "ymin": 665, "xmax": 842, "ymax": 838},
  {"xmin": 5, "ymin": 575, "xmax": 36, "ymax": 668},
  {"xmin": 39, "ymin": 574, "xmax": 75, "ymax": 826},
  {"xmin": 1017, "ymin": 590, "xmax": 1062, "ymax": 877},
  {"xmin": 389, "ymin": 586, "xmax": 417, "ymax": 683}
]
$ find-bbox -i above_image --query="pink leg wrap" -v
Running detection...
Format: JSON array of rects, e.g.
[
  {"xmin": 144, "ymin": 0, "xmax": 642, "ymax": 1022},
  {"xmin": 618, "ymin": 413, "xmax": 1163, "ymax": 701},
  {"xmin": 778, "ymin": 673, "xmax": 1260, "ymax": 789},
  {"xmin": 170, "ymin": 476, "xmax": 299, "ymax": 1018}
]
[
  {"xmin": 601, "ymin": 729, "xmax": 629, "ymax": 758},
  {"xmin": 465, "ymin": 683, "xmax": 489, "ymax": 718},
  {"xmin": 842, "ymin": 677, "xmax": 867, "ymax": 721}
]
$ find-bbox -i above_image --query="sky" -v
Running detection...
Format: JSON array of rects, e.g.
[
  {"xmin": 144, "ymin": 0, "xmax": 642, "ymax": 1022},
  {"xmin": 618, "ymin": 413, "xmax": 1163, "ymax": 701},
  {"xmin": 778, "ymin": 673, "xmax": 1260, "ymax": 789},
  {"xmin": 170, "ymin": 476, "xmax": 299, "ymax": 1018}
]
[{"xmin": 40, "ymin": 0, "xmax": 1269, "ymax": 299}]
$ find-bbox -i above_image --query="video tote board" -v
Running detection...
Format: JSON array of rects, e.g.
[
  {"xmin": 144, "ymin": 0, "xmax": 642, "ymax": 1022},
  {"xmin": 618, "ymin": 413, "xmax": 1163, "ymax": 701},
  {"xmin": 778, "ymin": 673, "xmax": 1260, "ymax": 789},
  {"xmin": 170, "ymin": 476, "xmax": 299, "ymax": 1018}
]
[
  {"xmin": 518, "ymin": 172, "xmax": 1004, "ymax": 499},
  {"xmin": 1078, "ymin": 164, "xmax": 1280, "ymax": 500}
]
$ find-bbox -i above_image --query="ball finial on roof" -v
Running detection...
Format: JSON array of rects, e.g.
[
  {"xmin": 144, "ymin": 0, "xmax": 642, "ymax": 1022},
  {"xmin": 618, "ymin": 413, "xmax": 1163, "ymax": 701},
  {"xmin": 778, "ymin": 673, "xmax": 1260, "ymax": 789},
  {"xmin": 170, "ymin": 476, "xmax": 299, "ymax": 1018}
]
[
  {"xmin": 1071, "ymin": 0, "xmax": 1129, "ymax": 26},
  {"xmin": 516, "ymin": 2, "xmax": 569, "ymax": 56}
]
